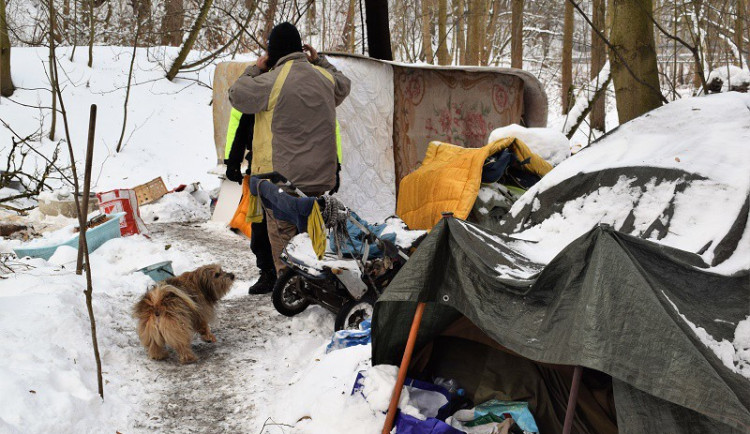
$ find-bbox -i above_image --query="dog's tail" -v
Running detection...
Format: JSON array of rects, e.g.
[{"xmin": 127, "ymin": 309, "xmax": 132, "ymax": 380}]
[{"xmin": 133, "ymin": 284, "xmax": 199, "ymax": 345}]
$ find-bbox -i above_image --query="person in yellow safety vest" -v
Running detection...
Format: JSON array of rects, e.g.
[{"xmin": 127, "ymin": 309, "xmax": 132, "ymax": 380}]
[
  {"xmin": 224, "ymin": 108, "xmax": 343, "ymax": 186},
  {"xmin": 224, "ymin": 108, "xmax": 343, "ymax": 293}
]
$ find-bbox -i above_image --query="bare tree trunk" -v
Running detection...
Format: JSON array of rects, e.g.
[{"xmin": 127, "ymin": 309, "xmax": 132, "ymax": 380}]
[
  {"xmin": 162, "ymin": 0, "xmax": 184, "ymax": 46},
  {"xmin": 87, "ymin": 0, "xmax": 94, "ymax": 67},
  {"xmin": 737, "ymin": 0, "xmax": 746, "ymax": 68},
  {"xmin": 63, "ymin": 0, "xmax": 70, "ymax": 34},
  {"xmin": 307, "ymin": 0, "xmax": 316, "ymax": 35},
  {"xmin": 421, "ymin": 0, "xmax": 434, "ymax": 63},
  {"xmin": 50, "ymin": 38, "xmax": 104, "ymax": 397},
  {"xmin": 79, "ymin": 105, "xmax": 104, "ymax": 399},
  {"xmin": 264, "ymin": 0, "xmax": 278, "ymax": 42},
  {"xmin": 116, "ymin": 20, "xmax": 139, "ymax": 152},
  {"xmin": 454, "ymin": 0, "xmax": 466, "ymax": 64},
  {"xmin": 364, "ymin": 0, "xmax": 393, "ymax": 60},
  {"xmin": 0, "ymin": 0, "xmax": 14, "ymax": 97},
  {"xmin": 342, "ymin": 0, "xmax": 356, "ymax": 52},
  {"xmin": 688, "ymin": 0, "xmax": 708, "ymax": 90},
  {"xmin": 562, "ymin": 0, "xmax": 574, "ymax": 113},
  {"xmin": 564, "ymin": 67, "xmax": 611, "ymax": 138},
  {"xmin": 609, "ymin": 0, "xmax": 662, "ymax": 123},
  {"xmin": 478, "ymin": 0, "xmax": 489, "ymax": 65},
  {"xmin": 132, "ymin": 0, "xmax": 152, "ymax": 45},
  {"xmin": 69, "ymin": 0, "xmax": 78, "ymax": 61},
  {"xmin": 466, "ymin": 0, "xmax": 483, "ymax": 65},
  {"xmin": 102, "ymin": 0, "xmax": 111, "ymax": 44},
  {"xmin": 672, "ymin": 0, "xmax": 677, "ymax": 99},
  {"xmin": 481, "ymin": 0, "xmax": 500, "ymax": 64},
  {"xmin": 321, "ymin": 0, "xmax": 327, "ymax": 50},
  {"xmin": 510, "ymin": 0, "xmax": 523, "ymax": 68},
  {"xmin": 165, "ymin": 0, "xmax": 213, "ymax": 81},
  {"xmin": 436, "ymin": 0, "xmax": 449, "ymax": 64},
  {"xmin": 590, "ymin": 0, "xmax": 606, "ymax": 131},
  {"xmin": 49, "ymin": 0, "xmax": 57, "ymax": 139}
]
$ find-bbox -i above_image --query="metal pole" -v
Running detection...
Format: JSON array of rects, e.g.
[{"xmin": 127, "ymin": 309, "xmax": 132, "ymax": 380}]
[
  {"xmin": 76, "ymin": 104, "xmax": 97, "ymax": 275},
  {"xmin": 562, "ymin": 365, "xmax": 584, "ymax": 434},
  {"xmin": 381, "ymin": 302, "xmax": 426, "ymax": 434}
]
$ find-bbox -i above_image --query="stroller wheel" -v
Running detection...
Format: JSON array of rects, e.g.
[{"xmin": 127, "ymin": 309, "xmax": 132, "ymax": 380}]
[
  {"xmin": 272, "ymin": 270, "xmax": 311, "ymax": 317},
  {"xmin": 335, "ymin": 296, "xmax": 375, "ymax": 331}
]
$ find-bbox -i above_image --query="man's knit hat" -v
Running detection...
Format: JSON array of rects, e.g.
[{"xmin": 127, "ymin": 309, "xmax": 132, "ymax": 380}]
[{"xmin": 267, "ymin": 22, "xmax": 303, "ymax": 69}]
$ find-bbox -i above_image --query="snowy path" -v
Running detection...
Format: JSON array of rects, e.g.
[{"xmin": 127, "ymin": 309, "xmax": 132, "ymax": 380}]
[{"xmin": 126, "ymin": 223, "xmax": 332, "ymax": 433}]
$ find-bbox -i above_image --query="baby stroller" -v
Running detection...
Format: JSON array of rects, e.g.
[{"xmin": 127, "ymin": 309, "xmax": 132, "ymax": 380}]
[{"xmin": 249, "ymin": 173, "xmax": 425, "ymax": 331}]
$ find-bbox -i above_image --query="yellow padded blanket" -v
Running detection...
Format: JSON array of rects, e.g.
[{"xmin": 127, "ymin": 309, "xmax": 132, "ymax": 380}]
[{"xmin": 396, "ymin": 137, "xmax": 553, "ymax": 230}]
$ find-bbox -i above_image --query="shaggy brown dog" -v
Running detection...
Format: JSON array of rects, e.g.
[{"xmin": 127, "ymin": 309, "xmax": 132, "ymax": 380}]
[{"xmin": 133, "ymin": 264, "xmax": 235, "ymax": 363}]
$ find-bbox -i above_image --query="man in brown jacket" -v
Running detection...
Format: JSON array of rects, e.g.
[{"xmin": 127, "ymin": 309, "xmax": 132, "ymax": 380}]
[{"xmin": 229, "ymin": 22, "xmax": 351, "ymax": 275}]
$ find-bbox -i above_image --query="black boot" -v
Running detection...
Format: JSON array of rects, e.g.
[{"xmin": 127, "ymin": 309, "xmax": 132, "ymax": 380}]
[{"xmin": 248, "ymin": 269, "xmax": 277, "ymax": 295}]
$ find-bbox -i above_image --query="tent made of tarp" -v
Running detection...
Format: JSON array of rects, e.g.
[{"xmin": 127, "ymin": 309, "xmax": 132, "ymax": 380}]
[
  {"xmin": 211, "ymin": 53, "xmax": 547, "ymax": 222},
  {"xmin": 372, "ymin": 217, "xmax": 750, "ymax": 433}
]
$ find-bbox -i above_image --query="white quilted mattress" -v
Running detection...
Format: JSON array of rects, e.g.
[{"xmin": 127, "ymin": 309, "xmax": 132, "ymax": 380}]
[{"xmin": 327, "ymin": 57, "xmax": 396, "ymax": 222}]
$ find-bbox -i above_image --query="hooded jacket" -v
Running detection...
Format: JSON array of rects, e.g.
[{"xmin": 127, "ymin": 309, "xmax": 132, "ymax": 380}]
[{"xmin": 228, "ymin": 52, "xmax": 351, "ymax": 192}]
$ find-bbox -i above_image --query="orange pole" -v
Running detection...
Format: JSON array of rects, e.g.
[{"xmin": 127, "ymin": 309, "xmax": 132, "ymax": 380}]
[
  {"xmin": 562, "ymin": 365, "xmax": 584, "ymax": 434},
  {"xmin": 381, "ymin": 302, "xmax": 427, "ymax": 434}
]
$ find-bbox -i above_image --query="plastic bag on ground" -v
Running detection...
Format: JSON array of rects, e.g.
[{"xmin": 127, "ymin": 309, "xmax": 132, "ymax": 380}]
[
  {"xmin": 395, "ymin": 412, "xmax": 466, "ymax": 434},
  {"xmin": 326, "ymin": 319, "xmax": 372, "ymax": 353},
  {"xmin": 447, "ymin": 400, "xmax": 538, "ymax": 433},
  {"xmin": 96, "ymin": 189, "xmax": 148, "ymax": 236}
]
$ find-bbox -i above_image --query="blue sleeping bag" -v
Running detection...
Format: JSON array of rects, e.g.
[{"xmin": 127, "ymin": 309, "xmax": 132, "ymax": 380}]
[{"xmin": 328, "ymin": 212, "xmax": 397, "ymax": 258}]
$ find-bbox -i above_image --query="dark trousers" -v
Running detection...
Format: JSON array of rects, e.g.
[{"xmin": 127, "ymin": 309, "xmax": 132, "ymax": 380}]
[{"xmin": 250, "ymin": 209, "xmax": 275, "ymax": 275}]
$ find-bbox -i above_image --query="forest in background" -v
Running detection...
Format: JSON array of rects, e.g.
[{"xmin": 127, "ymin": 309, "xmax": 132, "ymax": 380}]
[{"xmin": 1, "ymin": 0, "xmax": 748, "ymax": 130}]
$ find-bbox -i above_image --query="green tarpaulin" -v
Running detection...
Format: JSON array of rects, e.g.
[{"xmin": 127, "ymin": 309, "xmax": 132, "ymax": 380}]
[{"xmin": 372, "ymin": 218, "xmax": 750, "ymax": 433}]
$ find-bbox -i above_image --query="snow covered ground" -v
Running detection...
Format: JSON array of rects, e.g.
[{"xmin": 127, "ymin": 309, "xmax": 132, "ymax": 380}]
[
  {"xmin": 1, "ymin": 45, "xmax": 749, "ymax": 433},
  {"xmin": 0, "ymin": 213, "xmax": 342, "ymax": 433},
  {"xmin": 0, "ymin": 46, "xmax": 224, "ymax": 195}
]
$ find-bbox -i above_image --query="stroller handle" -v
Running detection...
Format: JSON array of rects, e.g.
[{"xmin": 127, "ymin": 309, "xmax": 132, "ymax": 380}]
[{"xmin": 253, "ymin": 171, "xmax": 292, "ymax": 186}]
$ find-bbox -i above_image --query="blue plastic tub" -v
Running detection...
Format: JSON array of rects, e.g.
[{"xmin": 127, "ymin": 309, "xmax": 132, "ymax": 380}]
[
  {"xmin": 137, "ymin": 261, "xmax": 175, "ymax": 282},
  {"xmin": 13, "ymin": 212, "xmax": 126, "ymax": 261}
]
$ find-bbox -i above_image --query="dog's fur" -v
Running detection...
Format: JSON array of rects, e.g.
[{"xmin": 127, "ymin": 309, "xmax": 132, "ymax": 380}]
[{"xmin": 133, "ymin": 264, "xmax": 235, "ymax": 363}]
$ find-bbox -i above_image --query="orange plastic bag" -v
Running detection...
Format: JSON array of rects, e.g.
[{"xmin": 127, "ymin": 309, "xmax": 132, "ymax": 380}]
[{"xmin": 229, "ymin": 176, "xmax": 253, "ymax": 239}]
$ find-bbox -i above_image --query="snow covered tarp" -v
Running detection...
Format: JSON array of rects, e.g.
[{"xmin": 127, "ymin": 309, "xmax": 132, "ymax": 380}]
[
  {"xmin": 499, "ymin": 92, "xmax": 750, "ymax": 272},
  {"xmin": 211, "ymin": 54, "xmax": 548, "ymax": 221},
  {"xmin": 373, "ymin": 220, "xmax": 750, "ymax": 433}
]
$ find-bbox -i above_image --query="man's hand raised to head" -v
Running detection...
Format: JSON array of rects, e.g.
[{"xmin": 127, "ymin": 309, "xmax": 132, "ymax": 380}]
[
  {"xmin": 303, "ymin": 44, "xmax": 319, "ymax": 63},
  {"xmin": 256, "ymin": 55, "xmax": 269, "ymax": 72}
]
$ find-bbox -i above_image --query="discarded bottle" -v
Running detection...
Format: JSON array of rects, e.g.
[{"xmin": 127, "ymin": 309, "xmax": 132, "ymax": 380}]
[{"xmin": 434, "ymin": 377, "xmax": 459, "ymax": 395}]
